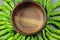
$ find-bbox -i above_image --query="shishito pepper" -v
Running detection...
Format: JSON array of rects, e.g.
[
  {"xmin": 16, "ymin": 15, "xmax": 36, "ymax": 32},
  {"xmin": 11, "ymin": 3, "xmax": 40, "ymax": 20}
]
[
  {"xmin": 0, "ymin": 6, "xmax": 10, "ymax": 15},
  {"xmin": 31, "ymin": 36, "xmax": 35, "ymax": 40},
  {"xmin": 45, "ymin": 28, "xmax": 60, "ymax": 39},
  {"xmin": 47, "ymin": 0, "xmax": 52, "ymax": 10},
  {"xmin": 8, "ymin": 37, "xmax": 15, "ymax": 40},
  {"xmin": 0, "ymin": 27, "xmax": 14, "ymax": 36},
  {"xmin": 17, "ymin": 35, "xmax": 23, "ymax": 40},
  {"xmin": 0, "ymin": 16, "xmax": 10, "ymax": 22},
  {"xmin": 0, "ymin": 25, "xmax": 10, "ymax": 30},
  {"xmin": 0, "ymin": 11, "xmax": 10, "ymax": 18},
  {"xmin": 2, "ymin": 1, "xmax": 12, "ymax": 11},
  {"xmin": 48, "ymin": 11, "xmax": 60, "ymax": 17},
  {"xmin": 15, "ymin": 0, "xmax": 22, "ymax": 3},
  {"xmin": 42, "ymin": 29, "xmax": 48, "ymax": 40},
  {"xmin": 47, "ymin": 21, "xmax": 60, "ymax": 28},
  {"xmin": 0, "ymin": 21, "xmax": 11, "ymax": 25},
  {"xmin": 47, "ymin": 1, "xmax": 60, "ymax": 17},
  {"xmin": 37, "ymin": 34, "xmax": 43, "ymax": 40},
  {"xmin": 46, "ymin": 32, "xmax": 57, "ymax": 40},
  {"xmin": 44, "ymin": 0, "xmax": 47, "ymax": 8},
  {"xmin": 21, "ymin": 35, "xmax": 26, "ymax": 40},
  {"xmin": 0, "ymin": 32, "xmax": 14, "ymax": 40},
  {"xmin": 46, "ymin": 25, "xmax": 60, "ymax": 35},
  {"xmin": 3, "ymin": 0, "xmax": 15, "ymax": 8},
  {"xmin": 49, "ymin": 16, "xmax": 60, "ymax": 22},
  {"xmin": 26, "ymin": 36, "xmax": 31, "ymax": 40},
  {"xmin": 14, "ymin": 33, "xmax": 20, "ymax": 40},
  {"xmin": 35, "ymin": 36, "xmax": 38, "ymax": 40}
]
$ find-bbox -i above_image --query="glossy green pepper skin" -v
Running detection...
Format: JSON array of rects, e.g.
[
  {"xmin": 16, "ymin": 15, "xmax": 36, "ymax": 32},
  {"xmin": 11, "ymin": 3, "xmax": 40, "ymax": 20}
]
[
  {"xmin": 47, "ymin": 21, "xmax": 60, "ymax": 28},
  {"xmin": 37, "ymin": 34, "xmax": 43, "ymax": 40},
  {"xmin": 45, "ymin": 28, "xmax": 60, "ymax": 39},
  {"xmin": 42, "ymin": 29, "xmax": 48, "ymax": 40},
  {"xmin": 46, "ymin": 25, "xmax": 60, "ymax": 34}
]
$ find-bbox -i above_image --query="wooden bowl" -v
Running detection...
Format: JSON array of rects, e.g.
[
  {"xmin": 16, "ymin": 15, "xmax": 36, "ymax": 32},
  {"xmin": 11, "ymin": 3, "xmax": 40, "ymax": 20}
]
[{"xmin": 11, "ymin": 1, "xmax": 46, "ymax": 35}]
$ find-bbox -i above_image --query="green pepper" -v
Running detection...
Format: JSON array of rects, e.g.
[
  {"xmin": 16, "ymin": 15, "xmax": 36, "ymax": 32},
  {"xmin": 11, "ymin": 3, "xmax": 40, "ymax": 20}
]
[
  {"xmin": 17, "ymin": 35, "xmax": 23, "ymax": 40},
  {"xmin": 3, "ymin": 0, "xmax": 15, "ymax": 8},
  {"xmin": 14, "ymin": 33, "xmax": 20, "ymax": 39},
  {"xmin": 0, "ymin": 25, "xmax": 8, "ymax": 30},
  {"xmin": 15, "ymin": 0, "xmax": 22, "ymax": 3},
  {"xmin": 0, "ymin": 6, "xmax": 10, "ymax": 15},
  {"xmin": 45, "ymin": 28, "xmax": 60, "ymax": 39},
  {"xmin": 0, "ymin": 11, "xmax": 10, "ymax": 18},
  {"xmin": 46, "ymin": 25, "xmax": 60, "ymax": 34},
  {"xmin": 0, "ymin": 16, "xmax": 10, "ymax": 22},
  {"xmin": 9, "ymin": 1, "xmax": 15, "ymax": 8},
  {"xmin": 44, "ymin": 0, "xmax": 47, "ymax": 8},
  {"xmin": 0, "ymin": 18, "xmax": 10, "ymax": 22},
  {"xmin": 0, "ymin": 32, "xmax": 14, "ymax": 40},
  {"xmin": 46, "ymin": 32, "xmax": 57, "ymax": 40},
  {"xmin": 26, "ymin": 36, "xmax": 31, "ymax": 40},
  {"xmin": 49, "ymin": 1, "xmax": 60, "ymax": 12},
  {"xmin": 31, "ymin": 36, "xmax": 35, "ymax": 40},
  {"xmin": 48, "ymin": 1, "xmax": 60, "ymax": 17},
  {"xmin": 48, "ymin": 11, "xmax": 60, "ymax": 17},
  {"xmin": 38, "ymin": 0, "xmax": 43, "ymax": 5},
  {"xmin": 47, "ymin": 20, "xmax": 60, "ymax": 28},
  {"xmin": 0, "ymin": 25, "xmax": 13, "ymax": 30},
  {"xmin": 0, "ymin": 27, "xmax": 14, "ymax": 36},
  {"xmin": 47, "ymin": 0, "xmax": 52, "ymax": 10},
  {"xmin": 42, "ymin": 29, "xmax": 48, "ymax": 40},
  {"xmin": 8, "ymin": 37, "xmax": 15, "ymax": 40},
  {"xmin": 0, "ymin": 15, "xmax": 9, "ymax": 19},
  {"xmin": 0, "ymin": 21, "xmax": 11, "ymax": 25},
  {"xmin": 34, "ymin": 0, "xmax": 39, "ymax": 4},
  {"xmin": 2, "ymin": 1, "xmax": 12, "ymax": 11},
  {"xmin": 49, "ymin": 16, "xmax": 60, "ymax": 21},
  {"xmin": 37, "ymin": 34, "xmax": 43, "ymax": 40},
  {"xmin": 21, "ymin": 35, "xmax": 26, "ymax": 40},
  {"xmin": 35, "ymin": 36, "xmax": 38, "ymax": 40}
]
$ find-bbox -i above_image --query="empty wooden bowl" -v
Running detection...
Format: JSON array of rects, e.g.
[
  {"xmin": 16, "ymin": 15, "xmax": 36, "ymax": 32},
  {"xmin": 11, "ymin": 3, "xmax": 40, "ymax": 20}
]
[{"xmin": 11, "ymin": 0, "xmax": 46, "ymax": 35}]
